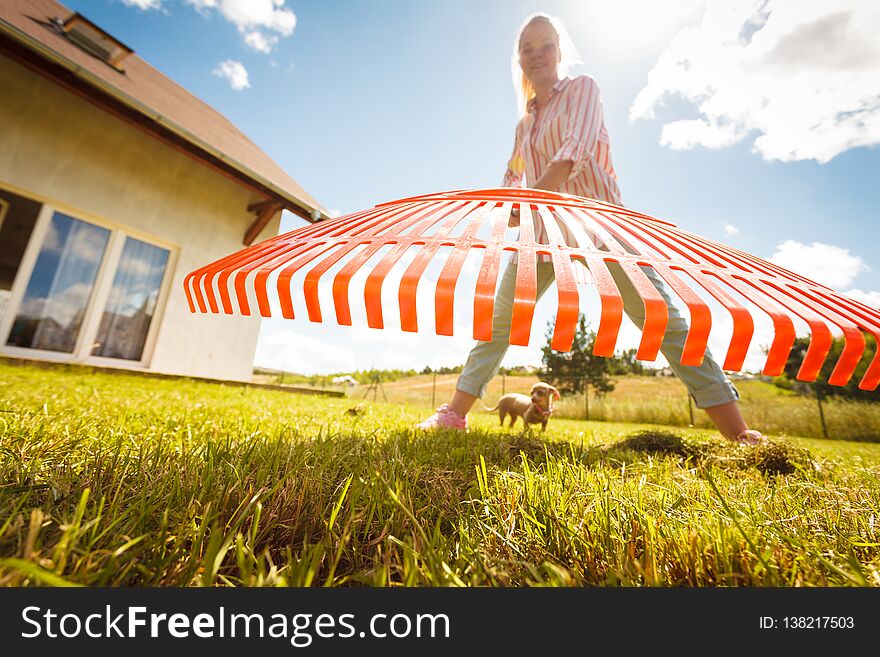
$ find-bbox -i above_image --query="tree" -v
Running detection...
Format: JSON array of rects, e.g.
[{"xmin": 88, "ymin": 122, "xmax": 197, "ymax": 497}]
[
  {"xmin": 610, "ymin": 347, "xmax": 647, "ymax": 376},
  {"xmin": 539, "ymin": 314, "xmax": 615, "ymax": 396},
  {"xmin": 776, "ymin": 334, "xmax": 878, "ymax": 402}
]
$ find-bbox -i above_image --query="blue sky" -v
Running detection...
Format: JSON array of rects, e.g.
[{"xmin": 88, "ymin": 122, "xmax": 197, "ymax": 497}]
[{"xmin": 67, "ymin": 0, "xmax": 880, "ymax": 375}]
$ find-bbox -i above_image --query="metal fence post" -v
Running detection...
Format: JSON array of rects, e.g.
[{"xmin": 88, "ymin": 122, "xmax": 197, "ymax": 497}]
[
  {"xmin": 687, "ymin": 394, "xmax": 695, "ymax": 427},
  {"xmin": 583, "ymin": 378, "xmax": 589, "ymax": 421},
  {"xmin": 502, "ymin": 374, "xmax": 506, "ymax": 395},
  {"xmin": 816, "ymin": 387, "xmax": 829, "ymax": 439},
  {"xmin": 431, "ymin": 372, "xmax": 436, "ymax": 408}
]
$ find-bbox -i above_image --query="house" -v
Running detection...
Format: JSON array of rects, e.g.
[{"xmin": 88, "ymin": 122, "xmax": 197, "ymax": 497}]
[
  {"xmin": 0, "ymin": 0, "xmax": 328, "ymax": 382},
  {"xmin": 331, "ymin": 375, "xmax": 359, "ymax": 387}
]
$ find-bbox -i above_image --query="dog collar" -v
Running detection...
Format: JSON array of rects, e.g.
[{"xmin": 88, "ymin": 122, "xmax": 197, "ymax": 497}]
[{"xmin": 534, "ymin": 404, "xmax": 553, "ymax": 418}]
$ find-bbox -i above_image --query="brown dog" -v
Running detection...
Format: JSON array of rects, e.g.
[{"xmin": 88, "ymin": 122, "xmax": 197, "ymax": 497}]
[{"xmin": 482, "ymin": 382, "xmax": 561, "ymax": 432}]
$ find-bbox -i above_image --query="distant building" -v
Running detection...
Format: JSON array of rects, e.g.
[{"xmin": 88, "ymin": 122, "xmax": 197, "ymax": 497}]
[
  {"xmin": 507, "ymin": 364, "xmax": 539, "ymax": 374},
  {"xmin": 0, "ymin": 1, "xmax": 328, "ymax": 381},
  {"xmin": 727, "ymin": 372, "xmax": 758, "ymax": 381},
  {"xmin": 332, "ymin": 375, "xmax": 359, "ymax": 387},
  {"xmin": 655, "ymin": 367, "xmax": 675, "ymax": 377}
]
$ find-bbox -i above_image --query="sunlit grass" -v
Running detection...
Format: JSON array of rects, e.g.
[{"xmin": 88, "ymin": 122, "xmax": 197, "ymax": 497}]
[
  {"xmin": 306, "ymin": 373, "xmax": 880, "ymax": 442},
  {"xmin": 1, "ymin": 362, "xmax": 878, "ymax": 587}
]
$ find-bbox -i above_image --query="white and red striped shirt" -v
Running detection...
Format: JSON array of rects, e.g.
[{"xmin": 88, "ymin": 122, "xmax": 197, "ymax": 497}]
[{"xmin": 503, "ymin": 75, "xmax": 621, "ymax": 265}]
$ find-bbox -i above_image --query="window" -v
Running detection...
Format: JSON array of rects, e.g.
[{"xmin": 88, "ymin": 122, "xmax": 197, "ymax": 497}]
[
  {"xmin": 57, "ymin": 12, "xmax": 134, "ymax": 71},
  {"xmin": 0, "ymin": 198, "xmax": 8, "ymax": 321},
  {"xmin": 0, "ymin": 192, "xmax": 174, "ymax": 367},
  {"xmin": 0, "ymin": 190, "xmax": 42, "ymax": 322},
  {"xmin": 6, "ymin": 212, "xmax": 110, "ymax": 352},
  {"xmin": 91, "ymin": 237, "xmax": 169, "ymax": 361}
]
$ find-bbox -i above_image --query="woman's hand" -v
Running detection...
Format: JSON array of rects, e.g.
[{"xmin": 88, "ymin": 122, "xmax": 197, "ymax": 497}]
[
  {"xmin": 505, "ymin": 160, "xmax": 571, "ymax": 228},
  {"xmin": 533, "ymin": 160, "xmax": 574, "ymax": 191}
]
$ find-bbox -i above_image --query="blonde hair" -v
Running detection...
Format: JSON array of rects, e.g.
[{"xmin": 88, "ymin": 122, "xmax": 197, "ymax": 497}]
[{"xmin": 511, "ymin": 13, "xmax": 581, "ymax": 117}]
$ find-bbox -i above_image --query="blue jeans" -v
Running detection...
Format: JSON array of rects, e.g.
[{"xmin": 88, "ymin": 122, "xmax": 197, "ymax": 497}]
[{"xmin": 456, "ymin": 259, "xmax": 740, "ymax": 409}]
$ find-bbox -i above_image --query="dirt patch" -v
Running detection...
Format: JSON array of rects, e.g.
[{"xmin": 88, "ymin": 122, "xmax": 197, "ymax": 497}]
[
  {"xmin": 740, "ymin": 441, "xmax": 814, "ymax": 476},
  {"xmin": 605, "ymin": 430, "xmax": 816, "ymax": 477},
  {"xmin": 614, "ymin": 430, "xmax": 691, "ymax": 458}
]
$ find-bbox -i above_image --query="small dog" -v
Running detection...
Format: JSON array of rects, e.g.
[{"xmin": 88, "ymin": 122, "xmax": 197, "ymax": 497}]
[{"xmin": 482, "ymin": 382, "xmax": 560, "ymax": 432}]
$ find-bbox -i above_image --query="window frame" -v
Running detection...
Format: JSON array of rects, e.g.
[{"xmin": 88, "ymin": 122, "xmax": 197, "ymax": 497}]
[
  {"xmin": 0, "ymin": 196, "xmax": 8, "ymax": 230},
  {"xmin": 0, "ymin": 196, "xmax": 10, "ymax": 321},
  {"xmin": 0, "ymin": 183, "xmax": 178, "ymax": 369}
]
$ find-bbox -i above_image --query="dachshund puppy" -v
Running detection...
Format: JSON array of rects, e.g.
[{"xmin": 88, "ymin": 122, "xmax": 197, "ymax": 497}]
[{"xmin": 482, "ymin": 382, "xmax": 561, "ymax": 432}]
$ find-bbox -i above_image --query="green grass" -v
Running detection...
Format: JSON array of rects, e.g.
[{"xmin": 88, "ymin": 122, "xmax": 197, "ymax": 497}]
[{"xmin": 1, "ymin": 362, "xmax": 879, "ymax": 587}]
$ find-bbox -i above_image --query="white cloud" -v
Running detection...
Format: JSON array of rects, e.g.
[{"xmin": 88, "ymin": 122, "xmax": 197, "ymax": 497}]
[
  {"xmin": 769, "ymin": 240, "xmax": 869, "ymax": 289},
  {"xmin": 723, "ymin": 224, "xmax": 739, "ymax": 237},
  {"xmin": 41, "ymin": 221, "xmax": 109, "ymax": 260},
  {"xmin": 254, "ymin": 330, "xmax": 357, "ymax": 374},
  {"xmin": 105, "ymin": 284, "xmax": 158, "ymax": 317},
  {"xmin": 116, "ymin": 253, "xmax": 165, "ymax": 279},
  {"xmin": 41, "ymin": 222, "xmax": 60, "ymax": 253},
  {"xmin": 187, "ymin": 0, "xmax": 296, "ymax": 53},
  {"xmin": 244, "ymin": 31, "xmax": 278, "ymax": 54},
  {"xmin": 844, "ymin": 288, "xmax": 880, "ymax": 309},
  {"xmin": 18, "ymin": 282, "xmax": 93, "ymax": 329},
  {"xmin": 213, "ymin": 60, "xmax": 250, "ymax": 91},
  {"xmin": 630, "ymin": 0, "xmax": 880, "ymax": 163},
  {"xmin": 120, "ymin": 0, "xmax": 163, "ymax": 10}
]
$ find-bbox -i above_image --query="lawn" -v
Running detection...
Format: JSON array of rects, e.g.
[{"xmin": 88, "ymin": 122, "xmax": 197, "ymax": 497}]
[
  {"xmin": 1, "ymin": 362, "xmax": 879, "ymax": 586},
  {"xmin": 266, "ymin": 371, "xmax": 880, "ymax": 442}
]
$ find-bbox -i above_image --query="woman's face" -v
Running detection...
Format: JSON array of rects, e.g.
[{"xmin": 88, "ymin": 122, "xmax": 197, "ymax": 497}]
[{"xmin": 518, "ymin": 20, "xmax": 560, "ymax": 87}]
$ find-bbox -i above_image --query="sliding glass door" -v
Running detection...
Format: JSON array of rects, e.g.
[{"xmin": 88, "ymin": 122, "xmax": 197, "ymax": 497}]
[
  {"xmin": 2, "ymin": 200, "xmax": 173, "ymax": 366},
  {"xmin": 6, "ymin": 212, "xmax": 110, "ymax": 352},
  {"xmin": 92, "ymin": 237, "xmax": 169, "ymax": 361}
]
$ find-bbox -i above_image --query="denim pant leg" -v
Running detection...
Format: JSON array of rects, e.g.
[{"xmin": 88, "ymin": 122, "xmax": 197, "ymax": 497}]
[
  {"xmin": 457, "ymin": 260, "xmax": 557, "ymax": 398},
  {"xmin": 606, "ymin": 262, "xmax": 740, "ymax": 409}
]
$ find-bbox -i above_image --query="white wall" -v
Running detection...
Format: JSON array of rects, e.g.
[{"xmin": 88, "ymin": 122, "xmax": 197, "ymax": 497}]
[{"xmin": 0, "ymin": 53, "xmax": 283, "ymax": 382}]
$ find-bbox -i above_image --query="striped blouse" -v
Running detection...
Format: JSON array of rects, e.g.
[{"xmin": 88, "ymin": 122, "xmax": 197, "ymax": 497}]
[{"xmin": 503, "ymin": 75, "xmax": 621, "ymax": 266}]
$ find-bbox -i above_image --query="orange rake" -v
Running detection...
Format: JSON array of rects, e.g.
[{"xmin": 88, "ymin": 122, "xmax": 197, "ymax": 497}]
[{"xmin": 184, "ymin": 188, "xmax": 879, "ymax": 390}]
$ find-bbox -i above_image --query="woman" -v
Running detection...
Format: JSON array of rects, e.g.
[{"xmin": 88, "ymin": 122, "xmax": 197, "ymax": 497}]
[{"xmin": 417, "ymin": 13, "xmax": 764, "ymax": 445}]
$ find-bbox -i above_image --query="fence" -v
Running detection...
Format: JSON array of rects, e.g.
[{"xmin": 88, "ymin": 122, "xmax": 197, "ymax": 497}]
[{"xmin": 259, "ymin": 371, "xmax": 879, "ymax": 442}]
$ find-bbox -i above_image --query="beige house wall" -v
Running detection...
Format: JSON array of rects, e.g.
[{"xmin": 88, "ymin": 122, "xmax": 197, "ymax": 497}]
[{"xmin": 0, "ymin": 53, "xmax": 282, "ymax": 382}]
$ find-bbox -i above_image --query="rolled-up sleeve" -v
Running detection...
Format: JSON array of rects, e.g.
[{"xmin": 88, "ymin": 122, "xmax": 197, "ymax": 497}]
[
  {"xmin": 502, "ymin": 121, "xmax": 526, "ymax": 187},
  {"xmin": 550, "ymin": 76, "xmax": 602, "ymax": 181}
]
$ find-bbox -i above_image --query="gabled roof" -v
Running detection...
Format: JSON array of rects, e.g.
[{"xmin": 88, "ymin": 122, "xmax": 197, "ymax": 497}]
[{"xmin": 0, "ymin": 0, "xmax": 329, "ymax": 224}]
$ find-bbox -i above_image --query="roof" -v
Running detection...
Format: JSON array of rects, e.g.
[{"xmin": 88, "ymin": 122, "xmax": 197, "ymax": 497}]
[{"xmin": 0, "ymin": 0, "xmax": 329, "ymax": 221}]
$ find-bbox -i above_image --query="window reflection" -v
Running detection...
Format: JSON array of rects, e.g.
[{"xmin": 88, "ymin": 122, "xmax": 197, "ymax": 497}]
[
  {"xmin": 92, "ymin": 237, "xmax": 169, "ymax": 361},
  {"xmin": 7, "ymin": 213, "xmax": 109, "ymax": 352}
]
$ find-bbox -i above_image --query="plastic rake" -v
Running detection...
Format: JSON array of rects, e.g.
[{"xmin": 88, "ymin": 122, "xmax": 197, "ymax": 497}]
[{"xmin": 184, "ymin": 188, "xmax": 879, "ymax": 390}]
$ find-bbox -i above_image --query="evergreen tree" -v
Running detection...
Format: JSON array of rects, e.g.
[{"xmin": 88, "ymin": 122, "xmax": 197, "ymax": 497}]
[
  {"xmin": 610, "ymin": 347, "xmax": 646, "ymax": 375},
  {"xmin": 539, "ymin": 314, "xmax": 615, "ymax": 396}
]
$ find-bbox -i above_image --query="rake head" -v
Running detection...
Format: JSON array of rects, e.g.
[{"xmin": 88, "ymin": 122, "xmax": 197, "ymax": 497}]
[{"xmin": 184, "ymin": 188, "xmax": 879, "ymax": 390}]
